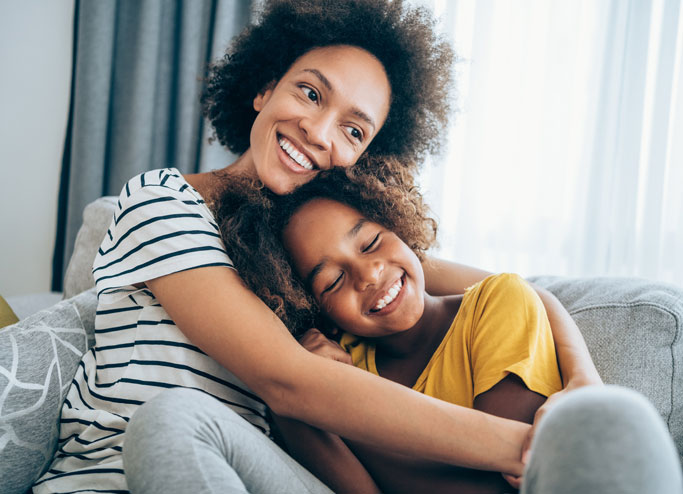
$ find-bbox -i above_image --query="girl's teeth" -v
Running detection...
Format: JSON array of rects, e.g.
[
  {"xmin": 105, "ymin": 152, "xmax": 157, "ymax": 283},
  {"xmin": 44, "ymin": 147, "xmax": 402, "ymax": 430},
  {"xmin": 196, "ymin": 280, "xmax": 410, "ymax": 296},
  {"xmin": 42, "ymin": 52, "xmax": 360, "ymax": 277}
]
[{"xmin": 373, "ymin": 279, "xmax": 404, "ymax": 311}]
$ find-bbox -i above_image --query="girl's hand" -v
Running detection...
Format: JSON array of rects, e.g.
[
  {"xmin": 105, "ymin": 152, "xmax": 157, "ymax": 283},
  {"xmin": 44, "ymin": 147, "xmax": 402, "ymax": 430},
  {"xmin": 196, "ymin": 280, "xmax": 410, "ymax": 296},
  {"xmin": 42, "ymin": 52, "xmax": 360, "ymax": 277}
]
[{"xmin": 299, "ymin": 328, "xmax": 353, "ymax": 365}]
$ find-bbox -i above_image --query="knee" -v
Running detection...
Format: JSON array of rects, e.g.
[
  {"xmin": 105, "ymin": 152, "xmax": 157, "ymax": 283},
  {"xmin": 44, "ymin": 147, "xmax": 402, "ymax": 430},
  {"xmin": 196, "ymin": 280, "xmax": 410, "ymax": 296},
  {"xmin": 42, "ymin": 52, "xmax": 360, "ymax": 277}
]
[
  {"xmin": 525, "ymin": 386, "xmax": 683, "ymax": 493},
  {"xmin": 533, "ymin": 385, "xmax": 680, "ymax": 472},
  {"xmin": 539, "ymin": 385, "xmax": 663, "ymax": 435}
]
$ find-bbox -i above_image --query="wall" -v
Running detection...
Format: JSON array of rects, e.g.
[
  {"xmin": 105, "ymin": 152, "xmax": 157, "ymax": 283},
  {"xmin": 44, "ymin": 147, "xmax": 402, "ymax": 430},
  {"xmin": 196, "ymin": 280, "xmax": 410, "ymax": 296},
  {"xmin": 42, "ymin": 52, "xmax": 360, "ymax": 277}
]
[{"xmin": 0, "ymin": 0, "xmax": 74, "ymax": 296}]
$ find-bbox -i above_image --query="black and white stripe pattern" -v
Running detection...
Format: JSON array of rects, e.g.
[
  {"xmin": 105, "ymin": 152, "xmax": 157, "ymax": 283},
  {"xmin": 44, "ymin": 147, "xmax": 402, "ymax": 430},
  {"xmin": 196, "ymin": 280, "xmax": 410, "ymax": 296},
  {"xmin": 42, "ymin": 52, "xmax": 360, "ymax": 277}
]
[{"xmin": 34, "ymin": 168, "xmax": 269, "ymax": 493}]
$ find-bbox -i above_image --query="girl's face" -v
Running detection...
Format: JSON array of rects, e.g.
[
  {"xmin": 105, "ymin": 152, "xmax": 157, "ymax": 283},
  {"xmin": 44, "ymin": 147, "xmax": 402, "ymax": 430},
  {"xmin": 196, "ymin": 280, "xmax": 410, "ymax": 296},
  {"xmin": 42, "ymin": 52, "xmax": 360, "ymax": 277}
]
[
  {"xmin": 249, "ymin": 45, "xmax": 391, "ymax": 195},
  {"xmin": 282, "ymin": 198, "xmax": 425, "ymax": 337}
]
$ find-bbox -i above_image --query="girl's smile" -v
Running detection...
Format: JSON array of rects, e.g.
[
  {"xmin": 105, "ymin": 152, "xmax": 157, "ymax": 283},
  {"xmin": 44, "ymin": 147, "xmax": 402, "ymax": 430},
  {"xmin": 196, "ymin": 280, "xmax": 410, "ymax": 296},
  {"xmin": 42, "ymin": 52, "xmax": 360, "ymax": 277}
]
[{"xmin": 368, "ymin": 273, "xmax": 406, "ymax": 315}]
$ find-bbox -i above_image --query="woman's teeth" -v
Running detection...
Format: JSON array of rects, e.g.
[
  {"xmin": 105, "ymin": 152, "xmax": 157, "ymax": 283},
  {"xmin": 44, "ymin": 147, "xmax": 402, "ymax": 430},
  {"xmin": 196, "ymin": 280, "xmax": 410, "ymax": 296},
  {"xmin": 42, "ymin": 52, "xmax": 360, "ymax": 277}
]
[
  {"xmin": 279, "ymin": 138, "xmax": 314, "ymax": 170},
  {"xmin": 374, "ymin": 278, "xmax": 403, "ymax": 311}
]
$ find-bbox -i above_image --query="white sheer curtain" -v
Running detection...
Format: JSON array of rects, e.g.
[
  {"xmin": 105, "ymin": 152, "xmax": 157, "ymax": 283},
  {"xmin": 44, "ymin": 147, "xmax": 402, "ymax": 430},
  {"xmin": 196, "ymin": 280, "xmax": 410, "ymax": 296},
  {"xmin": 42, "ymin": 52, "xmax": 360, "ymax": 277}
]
[{"xmin": 414, "ymin": 0, "xmax": 683, "ymax": 286}]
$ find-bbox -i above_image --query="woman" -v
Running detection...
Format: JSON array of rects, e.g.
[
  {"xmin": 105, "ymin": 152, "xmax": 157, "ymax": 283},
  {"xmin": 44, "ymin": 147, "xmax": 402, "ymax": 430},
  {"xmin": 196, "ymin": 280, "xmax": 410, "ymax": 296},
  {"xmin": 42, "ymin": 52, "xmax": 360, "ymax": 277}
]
[{"xmin": 34, "ymin": 1, "xmax": 603, "ymax": 492}]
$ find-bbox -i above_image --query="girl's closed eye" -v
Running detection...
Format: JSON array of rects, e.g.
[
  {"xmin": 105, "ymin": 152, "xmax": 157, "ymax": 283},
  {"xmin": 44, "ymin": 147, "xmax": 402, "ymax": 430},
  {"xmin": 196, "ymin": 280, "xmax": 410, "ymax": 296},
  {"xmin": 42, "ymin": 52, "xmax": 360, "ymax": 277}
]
[
  {"xmin": 322, "ymin": 272, "xmax": 344, "ymax": 296},
  {"xmin": 362, "ymin": 233, "xmax": 380, "ymax": 252}
]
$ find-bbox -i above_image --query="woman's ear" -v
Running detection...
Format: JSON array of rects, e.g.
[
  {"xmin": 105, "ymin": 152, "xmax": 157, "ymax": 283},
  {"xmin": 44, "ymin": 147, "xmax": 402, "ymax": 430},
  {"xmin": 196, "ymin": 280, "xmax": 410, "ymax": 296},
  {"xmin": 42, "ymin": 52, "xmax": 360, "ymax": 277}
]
[{"xmin": 253, "ymin": 81, "xmax": 276, "ymax": 112}]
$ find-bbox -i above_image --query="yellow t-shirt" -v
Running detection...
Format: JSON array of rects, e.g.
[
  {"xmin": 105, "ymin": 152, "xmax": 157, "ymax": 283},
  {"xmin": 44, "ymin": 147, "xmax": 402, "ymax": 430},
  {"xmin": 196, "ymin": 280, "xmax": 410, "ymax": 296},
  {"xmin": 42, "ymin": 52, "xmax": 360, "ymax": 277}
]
[{"xmin": 341, "ymin": 273, "xmax": 562, "ymax": 407}]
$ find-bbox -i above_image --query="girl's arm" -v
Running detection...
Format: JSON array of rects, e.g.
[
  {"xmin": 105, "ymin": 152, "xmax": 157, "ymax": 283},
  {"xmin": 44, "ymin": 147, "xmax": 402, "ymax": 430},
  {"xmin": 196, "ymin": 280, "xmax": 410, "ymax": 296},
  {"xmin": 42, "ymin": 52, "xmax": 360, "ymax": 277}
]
[
  {"xmin": 271, "ymin": 414, "xmax": 380, "ymax": 494},
  {"xmin": 146, "ymin": 265, "xmax": 529, "ymax": 476},
  {"xmin": 422, "ymin": 256, "xmax": 602, "ymax": 388}
]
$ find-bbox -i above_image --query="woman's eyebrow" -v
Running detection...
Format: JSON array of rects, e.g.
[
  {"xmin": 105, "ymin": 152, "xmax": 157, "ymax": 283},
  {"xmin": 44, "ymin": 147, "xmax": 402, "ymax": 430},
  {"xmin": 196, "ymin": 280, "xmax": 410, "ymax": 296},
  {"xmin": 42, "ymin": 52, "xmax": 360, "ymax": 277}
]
[
  {"xmin": 304, "ymin": 218, "xmax": 369, "ymax": 289},
  {"xmin": 303, "ymin": 68, "xmax": 332, "ymax": 90},
  {"xmin": 302, "ymin": 69, "xmax": 376, "ymax": 130}
]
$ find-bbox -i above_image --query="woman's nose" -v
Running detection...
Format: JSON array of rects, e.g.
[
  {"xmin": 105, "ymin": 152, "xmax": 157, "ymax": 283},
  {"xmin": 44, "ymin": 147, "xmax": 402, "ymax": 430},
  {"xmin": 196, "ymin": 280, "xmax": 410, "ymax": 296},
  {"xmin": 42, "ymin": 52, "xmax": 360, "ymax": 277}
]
[{"xmin": 299, "ymin": 111, "xmax": 334, "ymax": 156}]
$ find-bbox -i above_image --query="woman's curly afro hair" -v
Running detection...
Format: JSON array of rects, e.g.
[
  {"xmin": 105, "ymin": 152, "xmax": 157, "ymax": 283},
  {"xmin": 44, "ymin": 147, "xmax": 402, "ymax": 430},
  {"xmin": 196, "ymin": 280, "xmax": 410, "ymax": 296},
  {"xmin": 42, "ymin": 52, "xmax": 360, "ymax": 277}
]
[
  {"xmin": 212, "ymin": 156, "xmax": 437, "ymax": 336},
  {"xmin": 202, "ymin": 0, "xmax": 454, "ymax": 164}
]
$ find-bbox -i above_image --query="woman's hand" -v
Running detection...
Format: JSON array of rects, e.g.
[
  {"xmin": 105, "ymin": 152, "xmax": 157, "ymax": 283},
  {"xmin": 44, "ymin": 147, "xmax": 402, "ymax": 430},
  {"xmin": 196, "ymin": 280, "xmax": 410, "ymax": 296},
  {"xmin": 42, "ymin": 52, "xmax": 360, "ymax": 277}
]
[
  {"xmin": 505, "ymin": 379, "xmax": 605, "ymax": 490},
  {"xmin": 299, "ymin": 328, "xmax": 353, "ymax": 365}
]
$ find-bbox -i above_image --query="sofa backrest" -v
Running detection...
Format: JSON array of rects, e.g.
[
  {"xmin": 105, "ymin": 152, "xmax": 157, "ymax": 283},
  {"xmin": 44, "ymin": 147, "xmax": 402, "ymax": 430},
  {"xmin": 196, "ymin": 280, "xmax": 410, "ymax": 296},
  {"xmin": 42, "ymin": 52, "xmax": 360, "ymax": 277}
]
[{"xmin": 63, "ymin": 196, "xmax": 118, "ymax": 299}]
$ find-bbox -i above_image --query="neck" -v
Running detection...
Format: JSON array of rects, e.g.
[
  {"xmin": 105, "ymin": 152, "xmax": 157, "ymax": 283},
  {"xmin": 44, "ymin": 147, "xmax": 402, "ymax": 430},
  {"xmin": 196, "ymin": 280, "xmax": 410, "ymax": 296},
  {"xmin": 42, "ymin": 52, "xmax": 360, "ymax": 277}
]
[
  {"xmin": 184, "ymin": 148, "xmax": 256, "ymax": 201},
  {"xmin": 375, "ymin": 292, "xmax": 457, "ymax": 357},
  {"xmin": 224, "ymin": 148, "xmax": 257, "ymax": 178}
]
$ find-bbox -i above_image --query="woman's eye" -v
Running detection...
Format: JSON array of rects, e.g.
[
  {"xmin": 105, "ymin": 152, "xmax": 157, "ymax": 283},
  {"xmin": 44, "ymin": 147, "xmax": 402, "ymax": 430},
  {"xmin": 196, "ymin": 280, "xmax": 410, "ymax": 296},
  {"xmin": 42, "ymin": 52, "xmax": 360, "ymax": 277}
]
[
  {"xmin": 362, "ymin": 233, "xmax": 380, "ymax": 252},
  {"xmin": 345, "ymin": 126, "xmax": 362, "ymax": 141},
  {"xmin": 301, "ymin": 86, "xmax": 318, "ymax": 103}
]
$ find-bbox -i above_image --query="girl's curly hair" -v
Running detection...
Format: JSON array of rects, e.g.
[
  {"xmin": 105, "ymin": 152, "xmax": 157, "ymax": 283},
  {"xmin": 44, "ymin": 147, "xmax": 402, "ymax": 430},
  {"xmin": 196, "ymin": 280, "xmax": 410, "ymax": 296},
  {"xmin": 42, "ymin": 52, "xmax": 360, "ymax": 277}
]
[
  {"xmin": 202, "ymin": 0, "xmax": 454, "ymax": 164},
  {"xmin": 213, "ymin": 156, "xmax": 437, "ymax": 336}
]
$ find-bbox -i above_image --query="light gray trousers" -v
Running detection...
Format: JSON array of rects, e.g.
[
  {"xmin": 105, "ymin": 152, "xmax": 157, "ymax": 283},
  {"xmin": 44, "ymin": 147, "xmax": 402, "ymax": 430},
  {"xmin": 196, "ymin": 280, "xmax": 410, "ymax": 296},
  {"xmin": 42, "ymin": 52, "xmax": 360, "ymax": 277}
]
[{"xmin": 123, "ymin": 385, "xmax": 682, "ymax": 494}]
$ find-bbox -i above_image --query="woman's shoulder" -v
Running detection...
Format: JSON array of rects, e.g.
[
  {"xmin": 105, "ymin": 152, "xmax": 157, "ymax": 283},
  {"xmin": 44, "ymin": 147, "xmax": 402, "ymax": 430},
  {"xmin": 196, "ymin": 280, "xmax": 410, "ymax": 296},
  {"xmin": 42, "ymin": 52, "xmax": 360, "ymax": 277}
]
[
  {"xmin": 93, "ymin": 168, "xmax": 230, "ymax": 301},
  {"xmin": 118, "ymin": 167, "xmax": 204, "ymax": 204},
  {"xmin": 109, "ymin": 167, "xmax": 214, "ymax": 230}
]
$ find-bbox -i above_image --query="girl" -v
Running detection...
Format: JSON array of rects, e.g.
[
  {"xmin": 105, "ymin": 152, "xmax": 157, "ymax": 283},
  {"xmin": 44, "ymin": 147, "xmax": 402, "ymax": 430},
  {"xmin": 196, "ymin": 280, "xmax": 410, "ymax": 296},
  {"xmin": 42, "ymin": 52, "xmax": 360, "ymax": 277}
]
[
  {"xmin": 216, "ymin": 166, "xmax": 683, "ymax": 494},
  {"xmin": 35, "ymin": 1, "xmax": 602, "ymax": 492}
]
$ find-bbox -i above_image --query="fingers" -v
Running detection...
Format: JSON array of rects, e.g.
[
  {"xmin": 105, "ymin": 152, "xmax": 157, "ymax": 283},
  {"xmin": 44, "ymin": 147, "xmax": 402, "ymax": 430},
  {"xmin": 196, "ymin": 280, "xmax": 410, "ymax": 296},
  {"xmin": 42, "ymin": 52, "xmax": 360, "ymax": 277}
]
[
  {"xmin": 521, "ymin": 427, "xmax": 533, "ymax": 465},
  {"xmin": 299, "ymin": 328, "xmax": 352, "ymax": 365},
  {"xmin": 336, "ymin": 347, "xmax": 353, "ymax": 365},
  {"xmin": 502, "ymin": 473, "xmax": 522, "ymax": 489}
]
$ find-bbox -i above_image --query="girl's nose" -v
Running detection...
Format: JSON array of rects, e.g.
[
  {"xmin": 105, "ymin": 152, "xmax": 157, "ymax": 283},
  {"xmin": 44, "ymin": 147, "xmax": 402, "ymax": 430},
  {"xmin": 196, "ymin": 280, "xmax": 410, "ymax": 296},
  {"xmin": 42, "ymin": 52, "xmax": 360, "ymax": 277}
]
[{"xmin": 354, "ymin": 259, "xmax": 384, "ymax": 291}]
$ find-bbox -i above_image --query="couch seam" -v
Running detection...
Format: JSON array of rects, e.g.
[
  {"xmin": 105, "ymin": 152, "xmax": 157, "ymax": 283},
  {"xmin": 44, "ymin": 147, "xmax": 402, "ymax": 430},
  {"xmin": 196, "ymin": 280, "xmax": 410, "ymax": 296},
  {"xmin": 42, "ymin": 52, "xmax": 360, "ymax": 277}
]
[{"xmin": 569, "ymin": 301, "xmax": 681, "ymax": 431}]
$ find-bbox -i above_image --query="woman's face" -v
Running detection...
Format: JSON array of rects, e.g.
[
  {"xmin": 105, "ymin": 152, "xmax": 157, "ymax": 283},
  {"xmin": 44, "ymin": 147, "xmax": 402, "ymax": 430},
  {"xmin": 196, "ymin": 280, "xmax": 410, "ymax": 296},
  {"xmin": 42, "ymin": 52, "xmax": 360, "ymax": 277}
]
[
  {"xmin": 282, "ymin": 198, "xmax": 425, "ymax": 337},
  {"xmin": 249, "ymin": 45, "xmax": 391, "ymax": 195}
]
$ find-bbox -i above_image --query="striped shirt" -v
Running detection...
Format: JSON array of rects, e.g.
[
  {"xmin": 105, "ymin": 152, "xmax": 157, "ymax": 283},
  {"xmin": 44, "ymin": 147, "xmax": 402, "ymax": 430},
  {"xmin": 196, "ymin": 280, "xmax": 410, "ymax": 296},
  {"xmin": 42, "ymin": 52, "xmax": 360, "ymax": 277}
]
[{"xmin": 34, "ymin": 168, "xmax": 269, "ymax": 493}]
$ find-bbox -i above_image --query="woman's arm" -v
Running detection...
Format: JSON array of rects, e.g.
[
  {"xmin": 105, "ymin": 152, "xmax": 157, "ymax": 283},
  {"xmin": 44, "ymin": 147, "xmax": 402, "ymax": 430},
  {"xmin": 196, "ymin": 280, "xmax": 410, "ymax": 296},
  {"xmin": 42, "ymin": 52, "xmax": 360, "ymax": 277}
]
[
  {"xmin": 422, "ymin": 256, "xmax": 602, "ymax": 388},
  {"xmin": 146, "ymin": 265, "xmax": 529, "ymax": 476}
]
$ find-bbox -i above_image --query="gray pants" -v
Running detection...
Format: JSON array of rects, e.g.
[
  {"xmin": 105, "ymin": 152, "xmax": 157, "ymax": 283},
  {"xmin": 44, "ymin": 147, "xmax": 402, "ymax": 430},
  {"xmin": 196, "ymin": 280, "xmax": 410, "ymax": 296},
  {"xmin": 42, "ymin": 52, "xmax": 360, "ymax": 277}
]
[{"xmin": 123, "ymin": 386, "xmax": 683, "ymax": 494}]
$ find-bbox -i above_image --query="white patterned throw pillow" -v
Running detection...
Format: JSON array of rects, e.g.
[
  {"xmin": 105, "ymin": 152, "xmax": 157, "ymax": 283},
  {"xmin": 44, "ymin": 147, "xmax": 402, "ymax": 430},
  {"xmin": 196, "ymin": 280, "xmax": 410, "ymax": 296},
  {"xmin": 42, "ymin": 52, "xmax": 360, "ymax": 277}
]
[{"xmin": 0, "ymin": 289, "xmax": 96, "ymax": 494}]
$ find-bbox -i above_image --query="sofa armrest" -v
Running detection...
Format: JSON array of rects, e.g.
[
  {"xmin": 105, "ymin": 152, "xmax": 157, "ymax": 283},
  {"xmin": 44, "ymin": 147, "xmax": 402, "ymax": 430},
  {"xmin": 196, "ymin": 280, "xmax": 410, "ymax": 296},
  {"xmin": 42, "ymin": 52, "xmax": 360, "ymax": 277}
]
[
  {"xmin": 530, "ymin": 275, "xmax": 683, "ymax": 462},
  {"xmin": 63, "ymin": 197, "xmax": 118, "ymax": 299}
]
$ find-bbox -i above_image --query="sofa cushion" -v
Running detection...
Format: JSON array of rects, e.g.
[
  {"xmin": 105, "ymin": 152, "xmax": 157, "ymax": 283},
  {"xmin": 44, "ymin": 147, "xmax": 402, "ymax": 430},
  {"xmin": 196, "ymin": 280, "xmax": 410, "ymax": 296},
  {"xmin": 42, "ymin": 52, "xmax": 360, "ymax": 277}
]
[
  {"xmin": 530, "ymin": 276, "xmax": 683, "ymax": 461},
  {"xmin": 63, "ymin": 196, "xmax": 117, "ymax": 299},
  {"xmin": 0, "ymin": 288, "xmax": 97, "ymax": 494}
]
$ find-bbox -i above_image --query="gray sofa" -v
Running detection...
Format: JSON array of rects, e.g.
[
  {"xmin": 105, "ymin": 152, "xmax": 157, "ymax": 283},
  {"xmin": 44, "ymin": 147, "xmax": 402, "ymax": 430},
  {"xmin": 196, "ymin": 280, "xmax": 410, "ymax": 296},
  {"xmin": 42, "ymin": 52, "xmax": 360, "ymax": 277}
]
[{"xmin": 1, "ymin": 197, "xmax": 682, "ymax": 493}]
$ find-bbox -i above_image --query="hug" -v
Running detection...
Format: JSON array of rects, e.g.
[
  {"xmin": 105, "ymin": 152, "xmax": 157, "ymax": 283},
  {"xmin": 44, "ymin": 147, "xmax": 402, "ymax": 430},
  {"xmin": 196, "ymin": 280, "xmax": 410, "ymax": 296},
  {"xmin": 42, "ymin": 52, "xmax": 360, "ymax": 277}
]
[{"xmin": 2, "ymin": 1, "xmax": 680, "ymax": 493}]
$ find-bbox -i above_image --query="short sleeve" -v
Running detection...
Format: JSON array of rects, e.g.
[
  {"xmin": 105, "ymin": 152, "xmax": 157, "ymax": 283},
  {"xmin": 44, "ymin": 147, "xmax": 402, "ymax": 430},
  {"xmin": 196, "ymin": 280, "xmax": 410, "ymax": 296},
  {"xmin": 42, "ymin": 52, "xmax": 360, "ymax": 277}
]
[
  {"xmin": 340, "ymin": 332, "xmax": 375, "ymax": 373},
  {"xmin": 468, "ymin": 273, "xmax": 563, "ymax": 399},
  {"xmin": 93, "ymin": 174, "xmax": 233, "ymax": 304}
]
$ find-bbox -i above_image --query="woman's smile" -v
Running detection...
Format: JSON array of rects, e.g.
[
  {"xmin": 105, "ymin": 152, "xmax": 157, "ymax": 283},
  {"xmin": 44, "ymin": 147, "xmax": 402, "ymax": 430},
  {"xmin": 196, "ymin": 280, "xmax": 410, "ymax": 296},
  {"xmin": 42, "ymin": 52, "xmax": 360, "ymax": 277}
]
[{"xmin": 277, "ymin": 134, "xmax": 317, "ymax": 173}]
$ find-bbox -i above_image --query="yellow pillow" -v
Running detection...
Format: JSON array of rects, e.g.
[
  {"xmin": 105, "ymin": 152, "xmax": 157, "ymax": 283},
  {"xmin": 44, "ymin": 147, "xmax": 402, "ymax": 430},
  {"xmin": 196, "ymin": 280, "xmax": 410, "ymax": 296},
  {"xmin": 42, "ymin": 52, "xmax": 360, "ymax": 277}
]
[{"xmin": 0, "ymin": 295, "xmax": 19, "ymax": 329}]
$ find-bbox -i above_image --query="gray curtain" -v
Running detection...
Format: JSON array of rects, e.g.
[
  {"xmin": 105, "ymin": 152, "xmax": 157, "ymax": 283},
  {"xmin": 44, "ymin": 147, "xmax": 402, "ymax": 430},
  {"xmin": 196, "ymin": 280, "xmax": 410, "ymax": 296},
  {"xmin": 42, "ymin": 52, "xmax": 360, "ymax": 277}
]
[{"xmin": 53, "ymin": 0, "xmax": 254, "ymax": 290}]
